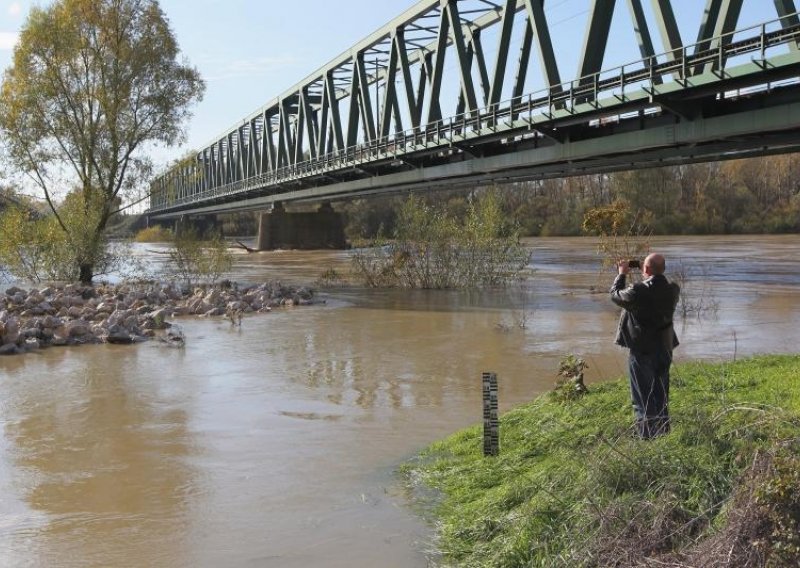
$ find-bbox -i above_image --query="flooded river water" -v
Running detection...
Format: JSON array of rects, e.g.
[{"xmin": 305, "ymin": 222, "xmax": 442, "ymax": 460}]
[{"xmin": 0, "ymin": 235, "xmax": 798, "ymax": 567}]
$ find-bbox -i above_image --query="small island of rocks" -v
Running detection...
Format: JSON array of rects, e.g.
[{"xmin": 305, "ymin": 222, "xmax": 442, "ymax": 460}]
[{"xmin": 0, "ymin": 281, "xmax": 315, "ymax": 355}]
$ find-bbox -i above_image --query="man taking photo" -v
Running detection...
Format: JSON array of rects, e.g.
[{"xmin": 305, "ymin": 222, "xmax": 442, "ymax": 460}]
[{"xmin": 611, "ymin": 253, "xmax": 681, "ymax": 439}]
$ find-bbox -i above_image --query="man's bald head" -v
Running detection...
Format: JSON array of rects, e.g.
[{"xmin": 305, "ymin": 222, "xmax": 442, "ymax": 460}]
[{"xmin": 644, "ymin": 253, "xmax": 666, "ymax": 275}]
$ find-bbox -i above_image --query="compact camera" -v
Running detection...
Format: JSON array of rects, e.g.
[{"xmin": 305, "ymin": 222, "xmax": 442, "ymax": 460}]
[{"xmin": 627, "ymin": 259, "xmax": 641, "ymax": 269}]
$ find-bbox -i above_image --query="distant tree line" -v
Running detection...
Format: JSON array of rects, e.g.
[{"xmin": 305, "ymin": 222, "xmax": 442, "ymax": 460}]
[{"xmin": 342, "ymin": 154, "xmax": 800, "ymax": 240}]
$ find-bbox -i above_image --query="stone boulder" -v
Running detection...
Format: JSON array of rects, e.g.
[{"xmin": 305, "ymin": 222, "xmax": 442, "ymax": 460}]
[
  {"xmin": 0, "ymin": 343, "xmax": 19, "ymax": 356},
  {"xmin": 1, "ymin": 317, "xmax": 20, "ymax": 345},
  {"xmin": 66, "ymin": 320, "xmax": 91, "ymax": 338},
  {"xmin": 106, "ymin": 324, "xmax": 135, "ymax": 345}
]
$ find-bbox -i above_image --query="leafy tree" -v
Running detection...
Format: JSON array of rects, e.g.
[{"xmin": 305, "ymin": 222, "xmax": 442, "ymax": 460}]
[
  {"xmin": 0, "ymin": 206, "xmax": 69, "ymax": 282},
  {"xmin": 0, "ymin": 0, "xmax": 204, "ymax": 283}
]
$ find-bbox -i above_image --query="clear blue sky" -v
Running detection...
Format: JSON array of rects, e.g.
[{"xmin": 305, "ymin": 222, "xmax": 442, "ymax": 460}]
[{"xmin": 0, "ymin": 0, "xmax": 783, "ymax": 170}]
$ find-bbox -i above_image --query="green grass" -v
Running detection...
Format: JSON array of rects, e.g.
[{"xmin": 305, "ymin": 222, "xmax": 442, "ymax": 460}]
[{"xmin": 403, "ymin": 355, "xmax": 800, "ymax": 567}]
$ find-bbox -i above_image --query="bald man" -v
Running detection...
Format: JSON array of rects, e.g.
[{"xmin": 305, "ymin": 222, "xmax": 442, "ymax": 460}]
[{"xmin": 611, "ymin": 253, "xmax": 680, "ymax": 439}]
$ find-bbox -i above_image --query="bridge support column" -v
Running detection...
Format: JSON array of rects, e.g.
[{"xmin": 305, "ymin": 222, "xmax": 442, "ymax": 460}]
[{"xmin": 256, "ymin": 202, "xmax": 346, "ymax": 250}]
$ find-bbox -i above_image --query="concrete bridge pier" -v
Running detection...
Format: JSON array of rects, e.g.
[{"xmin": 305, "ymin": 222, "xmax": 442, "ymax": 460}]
[
  {"xmin": 256, "ymin": 202, "xmax": 346, "ymax": 250},
  {"xmin": 175, "ymin": 214, "xmax": 221, "ymax": 238}
]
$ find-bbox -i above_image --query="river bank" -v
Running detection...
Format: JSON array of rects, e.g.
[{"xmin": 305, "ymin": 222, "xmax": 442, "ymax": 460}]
[
  {"xmin": 403, "ymin": 354, "xmax": 800, "ymax": 567},
  {"xmin": 0, "ymin": 280, "xmax": 315, "ymax": 355}
]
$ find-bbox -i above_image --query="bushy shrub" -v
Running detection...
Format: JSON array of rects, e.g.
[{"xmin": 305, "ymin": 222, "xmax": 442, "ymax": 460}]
[
  {"xmin": 351, "ymin": 191, "xmax": 530, "ymax": 289},
  {"xmin": 134, "ymin": 226, "xmax": 173, "ymax": 242},
  {"xmin": 167, "ymin": 228, "xmax": 233, "ymax": 287}
]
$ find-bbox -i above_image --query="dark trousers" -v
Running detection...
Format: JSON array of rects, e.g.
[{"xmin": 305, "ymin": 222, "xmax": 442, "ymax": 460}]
[{"xmin": 628, "ymin": 347, "xmax": 672, "ymax": 439}]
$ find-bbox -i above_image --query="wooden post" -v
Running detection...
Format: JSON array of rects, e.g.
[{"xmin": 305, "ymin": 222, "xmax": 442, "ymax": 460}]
[{"xmin": 482, "ymin": 372, "xmax": 499, "ymax": 457}]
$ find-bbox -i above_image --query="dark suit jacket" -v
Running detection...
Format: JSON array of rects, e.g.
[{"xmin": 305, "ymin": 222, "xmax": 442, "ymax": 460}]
[{"xmin": 610, "ymin": 273, "xmax": 680, "ymax": 353}]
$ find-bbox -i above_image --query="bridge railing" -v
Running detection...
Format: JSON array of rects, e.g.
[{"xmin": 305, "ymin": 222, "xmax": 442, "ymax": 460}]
[{"xmin": 149, "ymin": 13, "xmax": 800, "ymax": 213}]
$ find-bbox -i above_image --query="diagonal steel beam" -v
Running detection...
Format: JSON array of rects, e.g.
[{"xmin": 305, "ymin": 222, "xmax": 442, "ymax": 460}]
[
  {"xmin": 578, "ymin": 0, "xmax": 616, "ymax": 84},
  {"xmin": 626, "ymin": 0, "xmax": 662, "ymax": 85},
  {"xmin": 511, "ymin": 19, "xmax": 534, "ymax": 115},
  {"xmin": 322, "ymin": 71, "xmax": 345, "ymax": 154},
  {"xmin": 416, "ymin": 52, "xmax": 434, "ymax": 128},
  {"xmin": 651, "ymin": 0, "xmax": 683, "ymax": 59},
  {"xmin": 394, "ymin": 29, "xmax": 420, "ymax": 129},
  {"xmin": 356, "ymin": 55, "xmax": 377, "ymax": 142},
  {"xmin": 455, "ymin": 37, "xmax": 475, "ymax": 120},
  {"xmin": 524, "ymin": 0, "xmax": 562, "ymax": 90},
  {"xmin": 277, "ymin": 99, "xmax": 294, "ymax": 169},
  {"xmin": 469, "ymin": 27, "xmax": 491, "ymax": 105},
  {"xmin": 446, "ymin": 0, "xmax": 480, "ymax": 116},
  {"xmin": 380, "ymin": 30, "xmax": 403, "ymax": 138},
  {"xmin": 294, "ymin": 91, "xmax": 307, "ymax": 164},
  {"xmin": 248, "ymin": 120, "xmax": 260, "ymax": 176},
  {"xmin": 225, "ymin": 134, "xmax": 236, "ymax": 183},
  {"xmin": 695, "ymin": 0, "xmax": 723, "ymax": 53},
  {"xmin": 774, "ymin": 0, "xmax": 800, "ymax": 50},
  {"xmin": 488, "ymin": 0, "xmax": 517, "ymax": 106},
  {"xmin": 695, "ymin": 0, "xmax": 743, "ymax": 74},
  {"xmin": 426, "ymin": 5, "xmax": 450, "ymax": 124},
  {"xmin": 236, "ymin": 128, "xmax": 246, "ymax": 179},
  {"xmin": 301, "ymin": 88, "xmax": 319, "ymax": 160},
  {"xmin": 346, "ymin": 57, "xmax": 363, "ymax": 147}
]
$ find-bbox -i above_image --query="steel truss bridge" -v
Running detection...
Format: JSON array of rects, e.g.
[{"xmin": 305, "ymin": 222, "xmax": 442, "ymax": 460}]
[{"xmin": 148, "ymin": 0, "xmax": 800, "ymax": 218}]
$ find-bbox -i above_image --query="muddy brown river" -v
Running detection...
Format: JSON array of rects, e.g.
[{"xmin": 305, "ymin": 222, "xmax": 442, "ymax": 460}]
[{"xmin": 1, "ymin": 235, "xmax": 798, "ymax": 567}]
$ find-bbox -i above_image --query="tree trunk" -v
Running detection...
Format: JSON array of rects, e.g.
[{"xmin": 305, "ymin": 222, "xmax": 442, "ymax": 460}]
[{"xmin": 79, "ymin": 263, "xmax": 93, "ymax": 284}]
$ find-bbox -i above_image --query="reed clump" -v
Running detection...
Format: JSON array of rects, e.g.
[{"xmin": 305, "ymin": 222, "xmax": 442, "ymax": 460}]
[{"xmin": 403, "ymin": 355, "xmax": 800, "ymax": 567}]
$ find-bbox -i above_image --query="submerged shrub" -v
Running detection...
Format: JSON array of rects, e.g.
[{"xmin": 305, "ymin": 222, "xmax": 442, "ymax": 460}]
[
  {"xmin": 135, "ymin": 226, "xmax": 173, "ymax": 243},
  {"xmin": 351, "ymin": 191, "xmax": 530, "ymax": 289},
  {"xmin": 167, "ymin": 228, "xmax": 233, "ymax": 287}
]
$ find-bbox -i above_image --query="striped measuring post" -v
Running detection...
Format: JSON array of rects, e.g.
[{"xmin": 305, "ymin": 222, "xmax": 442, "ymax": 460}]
[{"xmin": 482, "ymin": 372, "xmax": 499, "ymax": 457}]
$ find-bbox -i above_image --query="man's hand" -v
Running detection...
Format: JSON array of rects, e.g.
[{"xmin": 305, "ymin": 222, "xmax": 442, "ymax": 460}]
[{"xmin": 617, "ymin": 260, "xmax": 630, "ymax": 275}]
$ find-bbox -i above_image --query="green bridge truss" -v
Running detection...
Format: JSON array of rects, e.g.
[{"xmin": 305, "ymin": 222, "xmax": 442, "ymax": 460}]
[{"xmin": 148, "ymin": 0, "xmax": 800, "ymax": 218}]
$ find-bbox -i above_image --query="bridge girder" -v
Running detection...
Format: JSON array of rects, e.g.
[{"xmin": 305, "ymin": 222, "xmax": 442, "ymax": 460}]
[{"xmin": 149, "ymin": 0, "xmax": 800, "ymax": 215}]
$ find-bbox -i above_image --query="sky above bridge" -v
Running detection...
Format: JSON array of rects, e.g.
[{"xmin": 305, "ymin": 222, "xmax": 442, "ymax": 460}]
[{"xmin": 0, "ymin": 0, "xmax": 786, "ymax": 172}]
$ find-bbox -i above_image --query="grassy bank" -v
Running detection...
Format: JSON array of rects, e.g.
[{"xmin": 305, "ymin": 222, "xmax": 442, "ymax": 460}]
[{"xmin": 404, "ymin": 355, "xmax": 800, "ymax": 567}]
